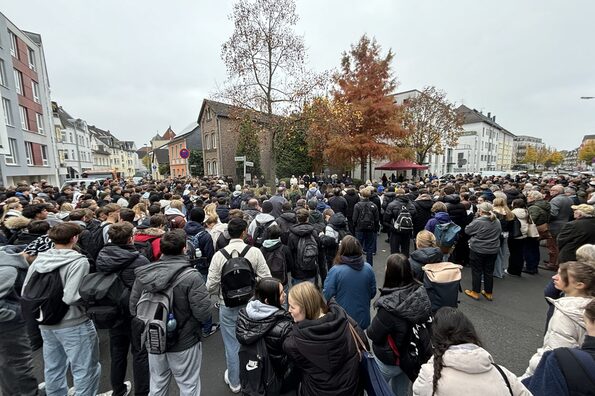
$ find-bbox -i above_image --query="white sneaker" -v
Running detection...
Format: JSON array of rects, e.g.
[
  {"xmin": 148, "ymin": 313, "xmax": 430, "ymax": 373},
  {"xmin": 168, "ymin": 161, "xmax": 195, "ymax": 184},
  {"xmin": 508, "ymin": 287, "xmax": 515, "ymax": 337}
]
[
  {"xmin": 224, "ymin": 369, "xmax": 241, "ymax": 394},
  {"xmin": 96, "ymin": 381, "xmax": 131, "ymax": 396},
  {"xmin": 67, "ymin": 387, "xmax": 76, "ymax": 396},
  {"xmin": 38, "ymin": 382, "xmax": 45, "ymax": 391}
]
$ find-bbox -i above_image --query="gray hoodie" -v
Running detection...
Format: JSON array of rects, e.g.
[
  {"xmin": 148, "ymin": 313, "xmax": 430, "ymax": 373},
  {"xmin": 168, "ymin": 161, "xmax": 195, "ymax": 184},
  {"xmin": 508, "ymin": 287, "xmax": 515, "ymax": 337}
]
[
  {"xmin": 0, "ymin": 246, "xmax": 29, "ymax": 326},
  {"xmin": 22, "ymin": 249, "xmax": 90, "ymax": 329}
]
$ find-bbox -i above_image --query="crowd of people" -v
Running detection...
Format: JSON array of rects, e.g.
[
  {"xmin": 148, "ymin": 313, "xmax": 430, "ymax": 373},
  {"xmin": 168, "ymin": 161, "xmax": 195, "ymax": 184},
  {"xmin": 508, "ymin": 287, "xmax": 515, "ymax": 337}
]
[{"xmin": 0, "ymin": 171, "xmax": 594, "ymax": 396}]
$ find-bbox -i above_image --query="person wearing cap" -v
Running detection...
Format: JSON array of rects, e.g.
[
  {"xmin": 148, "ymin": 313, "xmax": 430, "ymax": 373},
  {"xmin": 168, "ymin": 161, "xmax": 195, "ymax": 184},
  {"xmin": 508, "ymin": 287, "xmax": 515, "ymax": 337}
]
[{"xmin": 556, "ymin": 204, "xmax": 595, "ymax": 263}]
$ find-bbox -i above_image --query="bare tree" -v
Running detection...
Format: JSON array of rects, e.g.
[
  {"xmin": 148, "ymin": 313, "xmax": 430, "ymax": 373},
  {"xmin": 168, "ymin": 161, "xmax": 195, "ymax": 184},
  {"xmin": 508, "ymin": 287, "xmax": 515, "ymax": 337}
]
[
  {"xmin": 219, "ymin": 0, "xmax": 324, "ymax": 181},
  {"xmin": 403, "ymin": 86, "xmax": 464, "ymax": 165}
]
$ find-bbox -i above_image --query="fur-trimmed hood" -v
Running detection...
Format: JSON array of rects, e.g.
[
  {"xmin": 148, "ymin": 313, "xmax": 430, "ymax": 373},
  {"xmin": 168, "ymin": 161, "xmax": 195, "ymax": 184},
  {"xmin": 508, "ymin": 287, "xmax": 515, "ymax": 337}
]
[
  {"xmin": 3, "ymin": 216, "xmax": 30, "ymax": 230},
  {"xmin": 135, "ymin": 227, "xmax": 165, "ymax": 237}
]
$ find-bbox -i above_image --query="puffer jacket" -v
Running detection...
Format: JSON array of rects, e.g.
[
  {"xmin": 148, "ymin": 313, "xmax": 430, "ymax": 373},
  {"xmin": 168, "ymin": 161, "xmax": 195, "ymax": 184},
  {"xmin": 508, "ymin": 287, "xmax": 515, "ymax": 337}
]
[
  {"xmin": 276, "ymin": 212, "xmax": 297, "ymax": 245},
  {"xmin": 521, "ymin": 295, "xmax": 591, "ymax": 379},
  {"xmin": 444, "ymin": 194, "xmax": 468, "ymax": 227},
  {"xmin": 505, "ymin": 188, "xmax": 523, "ymax": 207},
  {"xmin": 133, "ymin": 227, "xmax": 165, "ymax": 261},
  {"xmin": 381, "ymin": 191, "xmax": 397, "ymax": 214},
  {"xmin": 283, "ymin": 301, "xmax": 363, "ymax": 396},
  {"xmin": 412, "ymin": 198, "xmax": 433, "ymax": 236},
  {"xmin": 287, "ymin": 223, "xmax": 325, "ymax": 281},
  {"xmin": 320, "ymin": 213, "xmax": 349, "ymax": 265},
  {"xmin": 413, "ymin": 344, "xmax": 531, "ymax": 396},
  {"xmin": 527, "ymin": 199, "xmax": 550, "ymax": 226},
  {"xmin": 409, "ymin": 247, "xmax": 443, "ymax": 280},
  {"xmin": 236, "ymin": 300, "xmax": 293, "ymax": 385},
  {"xmin": 367, "ymin": 283, "xmax": 432, "ymax": 366},
  {"xmin": 511, "ymin": 208, "xmax": 530, "ymax": 239},
  {"xmin": 129, "ymin": 255, "xmax": 213, "ymax": 352},
  {"xmin": 384, "ymin": 196, "xmax": 416, "ymax": 233}
]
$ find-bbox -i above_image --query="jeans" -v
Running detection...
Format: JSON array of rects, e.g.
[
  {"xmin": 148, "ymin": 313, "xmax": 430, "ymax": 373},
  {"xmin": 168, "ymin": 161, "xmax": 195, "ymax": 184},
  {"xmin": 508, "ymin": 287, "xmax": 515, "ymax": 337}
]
[
  {"xmin": 200, "ymin": 273, "xmax": 215, "ymax": 333},
  {"xmin": 41, "ymin": 320, "xmax": 101, "ymax": 396},
  {"xmin": 470, "ymin": 251, "xmax": 497, "ymax": 294},
  {"xmin": 493, "ymin": 236, "xmax": 506, "ymax": 278},
  {"xmin": 390, "ymin": 231, "xmax": 411, "ymax": 257},
  {"xmin": 219, "ymin": 305, "xmax": 242, "ymax": 388},
  {"xmin": 355, "ymin": 230, "xmax": 375, "ymax": 265},
  {"xmin": 109, "ymin": 319, "xmax": 149, "ymax": 396},
  {"xmin": 148, "ymin": 342, "xmax": 202, "ymax": 396},
  {"xmin": 291, "ymin": 277, "xmax": 316, "ymax": 287},
  {"xmin": 0, "ymin": 324, "xmax": 39, "ymax": 396},
  {"xmin": 374, "ymin": 356, "xmax": 411, "ymax": 396},
  {"xmin": 523, "ymin": 237, "xmax": 540, "ymax": 272}
]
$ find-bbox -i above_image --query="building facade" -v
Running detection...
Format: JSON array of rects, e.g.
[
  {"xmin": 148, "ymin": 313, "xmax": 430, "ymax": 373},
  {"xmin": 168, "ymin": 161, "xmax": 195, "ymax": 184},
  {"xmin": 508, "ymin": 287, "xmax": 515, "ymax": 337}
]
[
  {"xmin": 52, "ymin": 102, "xmax": 93, "ymax": 180},
  {"xmin": 0, "ymin": 13, "xmax": 59, "ymax": 186},
  {"xmin": 198, "ymin": 99, "xmax": 239, "ymax": 178},
  {"xmin": 167, "ymin": 122, "xmax": 201, "ymax": 178},
  {"xmin": 513, "ymin": 135, "xmax": 545, "ymax": 165}
]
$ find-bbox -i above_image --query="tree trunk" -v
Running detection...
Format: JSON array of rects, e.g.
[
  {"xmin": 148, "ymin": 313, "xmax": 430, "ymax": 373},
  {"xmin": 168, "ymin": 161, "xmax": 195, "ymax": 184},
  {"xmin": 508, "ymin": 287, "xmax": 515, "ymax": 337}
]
[
  {"xmin": 368, "ymin": 154, "xmax": 372, "ymax": 182},
  {"xmin": 360, "ymin": 157, "xmax": 366, "ymax": 181}
]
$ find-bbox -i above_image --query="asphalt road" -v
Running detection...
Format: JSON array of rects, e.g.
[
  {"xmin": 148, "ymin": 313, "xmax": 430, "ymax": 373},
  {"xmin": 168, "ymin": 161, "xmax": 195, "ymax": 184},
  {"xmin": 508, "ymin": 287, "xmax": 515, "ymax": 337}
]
[{"xmin": 24, "ymin": 237, "xmax": 551, "ymax": 395}]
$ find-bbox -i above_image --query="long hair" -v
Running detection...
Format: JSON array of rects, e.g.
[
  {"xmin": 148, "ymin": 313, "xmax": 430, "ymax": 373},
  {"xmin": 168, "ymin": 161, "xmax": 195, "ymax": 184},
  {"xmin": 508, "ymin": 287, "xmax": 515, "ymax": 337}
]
[
  {"xmin": 288, "ymin": 281, "xmax": 327, "ymax": 320},
  {"xmin": 492, "ymin": 197, "xmax": 514, "ymax": 221},
  {"xmin": 431, "ymin": 307, "xmax": 482, "ymax": 395},
  {"xmin": 254, "ymin": 277, "xmax": 283, "ymax": 309},
  {"xmin": 383, "ymin": 253, "xmax": 418, "ymax": 288},
  {"xmin": 334, "ymin": 235, "xmax": 363, "ymax": 264}
]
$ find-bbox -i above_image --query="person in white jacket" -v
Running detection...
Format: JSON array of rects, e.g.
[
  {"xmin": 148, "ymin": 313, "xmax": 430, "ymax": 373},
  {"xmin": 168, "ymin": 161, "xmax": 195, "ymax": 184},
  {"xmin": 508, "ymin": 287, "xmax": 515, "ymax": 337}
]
[
  {"xmin": 520, "ymin": 260, "xmax": 594, "ymax": 379},
  {"xmin": 413, "ymin": 307, "xmax": 531, "ymax": 396}
]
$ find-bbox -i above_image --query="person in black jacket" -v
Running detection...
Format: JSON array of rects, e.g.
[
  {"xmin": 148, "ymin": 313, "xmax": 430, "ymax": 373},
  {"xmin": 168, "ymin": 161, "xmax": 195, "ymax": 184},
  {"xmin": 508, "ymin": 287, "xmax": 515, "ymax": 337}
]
[
  {"xmin": 367, "ymin": 253, "xmax": 432, "ymax": 395},
  {"xmin": 283, "ymin": 281, "xmax": 364, "ymax": 396},
  {"xmin": 353, "ymin": 188, "xmax": 379, "ymax": 265},
  {"xmin": 287, "ymin": 209, "xmax": 326, "ymax": 286},
  {"xmin": 328, "ymin": 188, "xmax": 348, "ymax": 217},
  {"xmin": 557, "ymin": 204, "xmax": 595, "ymax": 263},
  {"xmin": 260, "ymin": 225, "xmax": 292, "ymax": 292},
  {"xmin": 344, "ymin": 187, "xmax": 360, "ymax": 235},
  {"xmin": 236, "ymin": 278, "xmax": 295, "ymax": 394},
  {"xmin": 412, "ymin": 194, "xmax": 433, "ymax": 240},
  {"xmin": 96, "ymin": 222, "xmax": 150, "ymax": 396},
  {"xmin": 275, "ymin": 202, "xmax": 297, "ymax": 245},
  {"xmin": 383, "ymin": 189, "xmax": 416, "ymax": 257}
]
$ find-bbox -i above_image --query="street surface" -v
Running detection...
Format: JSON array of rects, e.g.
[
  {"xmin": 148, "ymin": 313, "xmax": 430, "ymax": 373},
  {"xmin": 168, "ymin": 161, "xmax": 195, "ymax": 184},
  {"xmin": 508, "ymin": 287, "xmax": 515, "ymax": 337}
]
[{"xmin": 23, "ymin": 238, "xmax": 550, "ymax": 395}]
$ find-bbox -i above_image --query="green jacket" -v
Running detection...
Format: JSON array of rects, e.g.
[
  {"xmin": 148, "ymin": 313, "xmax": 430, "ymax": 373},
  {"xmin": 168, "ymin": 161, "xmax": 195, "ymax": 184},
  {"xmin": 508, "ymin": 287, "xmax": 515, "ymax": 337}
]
[{"xmin": 528, "ymin": 199, "xmax": 550, "ymax": 226}]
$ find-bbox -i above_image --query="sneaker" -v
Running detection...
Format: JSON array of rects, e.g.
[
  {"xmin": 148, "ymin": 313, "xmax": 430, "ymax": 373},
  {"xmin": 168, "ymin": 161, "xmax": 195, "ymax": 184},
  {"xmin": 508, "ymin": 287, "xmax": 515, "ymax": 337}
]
[
  {"xmin": 202, "ymin": 323, "xmax": 220, "ymax": 338},
  {"xmin": 224, "ymin": 369, "xmax": 241, "ymax": 394},
  {"xmin": 464, "ymin": 289, "xmax": 480, "ymax": 300},
  {"xmin": 504, "ymin": 269, "xmax": 520, "ymax": 277},
  {"xmin": 96, "ymin": 381, "xmax": 131, "ymax": 396},
  {"xmin": 481, "ymin": 290, "xmax": 493, "ymax": 301},
  {"xmin": 67, "ymin": 387, "xmax": 76, "ymax": 396}
]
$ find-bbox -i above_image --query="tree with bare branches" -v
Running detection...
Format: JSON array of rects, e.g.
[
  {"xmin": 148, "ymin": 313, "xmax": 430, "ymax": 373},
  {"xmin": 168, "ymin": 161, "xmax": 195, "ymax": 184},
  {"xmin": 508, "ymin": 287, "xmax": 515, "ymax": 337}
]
[{"xmin": 402, "ymin": 86, "xmax": 464, "ymax": 165}]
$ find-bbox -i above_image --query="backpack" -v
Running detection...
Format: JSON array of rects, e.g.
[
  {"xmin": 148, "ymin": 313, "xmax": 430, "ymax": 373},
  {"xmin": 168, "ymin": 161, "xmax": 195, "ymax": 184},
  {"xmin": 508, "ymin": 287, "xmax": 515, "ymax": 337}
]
[
  {"xmin": 189, "ymin": 231, "xmax": 208, "ymax": 273},
  {"xmin": 231, "ymin": 194, "xmax": 243, "ymax": 209},
  {"xmin": 135, "ymin": 268, "xmax": 195, "ymax": 354},
  {"xmin": 134, "ymin": 237, "xmax": 159, "ymax": 262},
  {"xmin": 253, "ymin": 219, "xmax": 274, "ymax": 248},
  {"xmin": 261, "ymin": 246, "xmax": 287, "ymax": 284},
  {"xmin": 357, "ymin": 202, "xmax": 376, "ymax": 231},
  {"xmin": 393, "ymin": 205, "xmax": 413, "ymax": 233},
  {"xmin": 84, "ymin": 223, "xmax": 109, "ymax": 260},
  {"xmin": 296, "ymin": 234, "xmax": 318, "ymax": 272},
  {"xmin": 79, "ymin": 271, "xmax": 126, "ymax": 328},
  {"xmin": 388, "ymin": 316, "xmax": 433, "ymax": 382},
  {"xmin": 554, "ymin": 347, "xmax": 595, "ymax": 395},
  {"xmin": 434, "ymin": 222, "xmax": 461, "ymax": 248},
  {"xmin": 422, "ymin": 262, "xmax": 462, "ymax": 312},
  {"xmin": 220, "ymin": 245, "xmax": 256, "ymax": 308},
  {"xmin": 21, "ymin": 269, "xmax": 69, "ymax": 325},
  {"xmin": 239, "ymin": 337, "xmax": 280, "ymax": 396}
]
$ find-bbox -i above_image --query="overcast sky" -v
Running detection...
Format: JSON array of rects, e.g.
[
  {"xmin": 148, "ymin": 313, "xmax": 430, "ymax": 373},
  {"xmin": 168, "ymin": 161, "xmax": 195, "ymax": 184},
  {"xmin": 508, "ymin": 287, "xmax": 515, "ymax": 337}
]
[{"xmin": 2, "ymin": 0, "xmax": 594, "ymax": 150}]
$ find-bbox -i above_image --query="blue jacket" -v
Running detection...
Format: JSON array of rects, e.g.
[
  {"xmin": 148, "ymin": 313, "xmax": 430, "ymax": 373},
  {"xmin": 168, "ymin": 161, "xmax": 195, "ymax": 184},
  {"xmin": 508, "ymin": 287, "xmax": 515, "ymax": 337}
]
[
  {"xmin": 425, "ymin": 211, "xmax": 451, "ymax": 233},
  {"xmin": 323, "ymin": 255, "xmax": 376, "ymax": 329}
]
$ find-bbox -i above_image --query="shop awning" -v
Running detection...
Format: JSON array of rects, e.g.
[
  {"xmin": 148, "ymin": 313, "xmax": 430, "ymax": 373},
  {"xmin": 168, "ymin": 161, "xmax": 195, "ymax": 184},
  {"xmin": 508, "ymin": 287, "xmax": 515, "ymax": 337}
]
[{"xmin": 375, "ymin": 160, "xmax": 429, "ymax": 171}]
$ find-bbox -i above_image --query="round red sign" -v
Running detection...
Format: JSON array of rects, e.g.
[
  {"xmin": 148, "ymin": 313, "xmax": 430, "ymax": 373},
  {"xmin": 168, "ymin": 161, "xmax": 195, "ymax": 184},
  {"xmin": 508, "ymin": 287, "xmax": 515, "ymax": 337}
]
[{"xmin": 180, "ymin": 148, "xmax": 190, "ymax": 159}]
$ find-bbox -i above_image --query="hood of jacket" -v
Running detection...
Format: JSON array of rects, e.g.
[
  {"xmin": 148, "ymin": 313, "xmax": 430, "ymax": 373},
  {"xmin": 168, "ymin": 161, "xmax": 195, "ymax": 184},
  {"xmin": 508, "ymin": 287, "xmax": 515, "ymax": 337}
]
[
  {"xmin": 289, "ymin": 302, "xmax": 355, "ymax": 373},
  {"xmin": 547, "ymin": 296, "xmax": 591, "ymax": 329},
  {"xmin": 339, "ymin": 254, "xmax": 364, "ymax": 271},
  {"xmin": 346, "ymin": 189, "xmax": 358, "ymax": 197},
  {"xmin": 3, "ymin": 216, "xmax": 30, "ymax": 230},
  {"xmin": 262, "ymin": 238, "xmax": 282, "ymax": 250},
  {"xmin": 414, "ymin": 199, "xmax": 434, "ymax": 210},
  {"xmin": 375, "ymin": 283, "xmax": 432, "ymax": 324},
  {"xmin": 443, "ymin": 194, "xmax": 461, "ymax": 204},
  {"xmin": 278, "ymin": 211, "xmax": 297, "ymax": 223},
  {"xmin": 255, "ymin": 213, "xmax": 276, "ymax": 224},
  {"xmin": 532, "ymin": 199, "xmax": 551, "ymax": 212},
  {"xmin": 184, "ymin": 221, "xmax": 203, "ymax": 236},
  {"xmin": 328, "ymin": 212, "xmax": 348, "ymax": 230},
  {"xmin": 512, "ymin": 208, "xmax": 528, "ymax": 221},
  {"xmin": 133, "ymin": 255, "xmax": 192, "ymax": 292},
  {"xmin": 236, "ymin": 301, "xmax": 290, "ymax": 345},
  {"xmin": 410, "ymin": 247, "xmax": 443, "ymax": 265},
  {"xmin": 441, "ymin": 344, "xmax": 494, "ymax": 374},
  {"xmin": 31, "ymin": 249, "xmax": 87, "ymax": 273},
  {"xmin": 290, "ymin": 223, "xmax": 315, "ymax": 237},
  {"xmin": 394, "ymin": 196, "xmax": 411, "ymax": 206},
  {"xmin": 232, "ymin": 190, "xmax": 242, "ymax": 198},
  {"xmin": 135, "ymin": 227, "xmax": 165, "ymax": 239},
  {"xmin": 435, "ymin": 211, "xmax": 452, "ymax": 223},
  {"xmin": 0, "ymin": 245, "xmax": 28, "ymax": 270},
  {"xmin": 309, "ymin": 210, "xmax": 324, "ymax": 224},
  {"xmin": 96, "ymin": 244, "xmax": 141, "ymax": 273},
  {"xmin": 383, "ymin": 192, "xmax": 396, "ymax": 200},
  {"xmin": 164, "ymin": 207, "xmax": 184, "ymax": 217}
]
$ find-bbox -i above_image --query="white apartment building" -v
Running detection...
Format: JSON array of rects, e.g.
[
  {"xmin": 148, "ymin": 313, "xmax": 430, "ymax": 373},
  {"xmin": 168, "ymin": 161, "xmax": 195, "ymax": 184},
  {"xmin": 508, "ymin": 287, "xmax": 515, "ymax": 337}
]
[
  {"xmin": 52, "ymin": 102, "xmax": 93, "ymax": 180},
  {"xmin": 513, "ymin": 135, "xmax": 545, "ymax": 165}
]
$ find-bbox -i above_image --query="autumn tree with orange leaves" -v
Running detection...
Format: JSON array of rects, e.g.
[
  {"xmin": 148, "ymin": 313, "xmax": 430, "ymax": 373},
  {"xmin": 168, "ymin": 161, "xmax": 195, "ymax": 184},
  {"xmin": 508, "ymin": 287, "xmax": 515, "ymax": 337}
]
[{"xmin": 306, "ymin": 35, "xmax": 409, "ymax": 180}]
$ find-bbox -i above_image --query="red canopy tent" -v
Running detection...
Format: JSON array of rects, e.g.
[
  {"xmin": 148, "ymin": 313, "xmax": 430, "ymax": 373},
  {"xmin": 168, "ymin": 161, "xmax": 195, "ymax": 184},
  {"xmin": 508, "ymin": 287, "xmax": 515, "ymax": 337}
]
[{"xmin": 375, "ymin": 160, "xmax": 428, "ymax": 171}]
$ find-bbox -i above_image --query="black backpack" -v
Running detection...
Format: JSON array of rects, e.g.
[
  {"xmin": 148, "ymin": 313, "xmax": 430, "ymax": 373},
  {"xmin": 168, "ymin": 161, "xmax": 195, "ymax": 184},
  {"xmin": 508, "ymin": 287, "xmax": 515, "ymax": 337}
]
[
  {"xmin": 21, "ymin": 269, "xmax": 69, "ymax": 325},
  {"xmin": 261, "ymin": 246, "xmax": 287, "ymax": 284},
  {"xmin": 134, "ymin": 237, "xmax": 159, "ymax": 262},
  {"xmin": 85, "ymin": 223, "xmax": 109, "ymax": 260},
  {"xmin": 220, "ymin": 245, "xmax": 256, "ymax": 307},
  {"xmin": 231, "ymin": 194, "xmax": 243, "ymax": 210},
  {"xmin": 239, "ymin": 337, "xmax": 280, "ymax": 396},
  {"xmin": 357, "ymin": 202, "xmax": 376, "ymax": 230},
  {"xmin": 554, "ymin": 347, "xmax": 595, "ymax": 396},
  {"xmin": 389, "ymin": 317, "xmax": 433, "ymax": 382},
  {"xmin": 78, "ymin": 271, "xmax": 126, "ymax": 328},
  {"xmin": 393, "ymin": 205, "xmax": 413, "ymax": 233},
  {"xmin": 253, "ymin": 219, "xmax": 274, "ymax": 248},
  {"xmin": 296, "ymin": 234, "xmax": 318, "ymax": 272}
]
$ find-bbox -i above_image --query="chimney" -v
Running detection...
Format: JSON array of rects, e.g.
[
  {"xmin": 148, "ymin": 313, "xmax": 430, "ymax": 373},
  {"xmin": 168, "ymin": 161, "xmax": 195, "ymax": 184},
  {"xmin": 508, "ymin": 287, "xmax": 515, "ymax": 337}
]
[
  {"xmin": 487, "ymin": 112, "xmax": 491, "ymax": 119},
  {"xmin": 493, "ymin": 115, "xmax": 496, "ymax": 122}
]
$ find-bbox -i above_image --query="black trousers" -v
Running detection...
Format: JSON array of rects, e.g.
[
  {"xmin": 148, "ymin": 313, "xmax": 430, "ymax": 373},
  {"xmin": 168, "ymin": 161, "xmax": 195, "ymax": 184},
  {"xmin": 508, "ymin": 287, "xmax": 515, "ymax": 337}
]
[
  {"xmin": 109, "ymin": 319, "xmax": 150, "ymax": 396},
  {"xmin": 470, "ymin": 250, "xmax": 497, "ymax": 294},
  {"xmin": 390, "ymin": 231, "xmax": 411, "ymax": 257},
  {"xmin": 0, "ymin": 324, "xmax": 39, "ymax": 396},
  {"xmin": 507, "ymin": 238, "xmax": 525, "ymax": 276}
]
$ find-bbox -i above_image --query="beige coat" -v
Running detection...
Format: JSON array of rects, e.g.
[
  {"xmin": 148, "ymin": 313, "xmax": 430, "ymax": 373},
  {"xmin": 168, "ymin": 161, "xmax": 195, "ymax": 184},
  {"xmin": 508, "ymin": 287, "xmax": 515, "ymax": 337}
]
[
  {"xmin": 413, "ymin": 344, "xmax": 531, "ymax": 396},
  {"xmin": 520, "ymin": 295, "xmax": 590, "ymax": 379}
]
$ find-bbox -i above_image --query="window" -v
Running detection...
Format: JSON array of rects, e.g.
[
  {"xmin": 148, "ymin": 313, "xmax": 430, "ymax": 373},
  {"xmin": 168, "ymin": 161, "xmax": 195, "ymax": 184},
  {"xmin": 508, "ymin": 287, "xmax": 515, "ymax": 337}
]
[
  {"xmin": 71, "ymin": 150, "xmax": 75, "ymax": 160},
  {"xmin": 41, "ymin": 145, "xmax": 48, "ymax": 166},
  {"xmin": 205, "ymin": 134, "xmax": 211, "ymax": 149},
  {"xmin": 13, "ymin": 69, "xmax": 23, "ymax": 94},
  {"xmin": 27, "ymin": 47, "xmax": 36, "ymax": 70},
  {"xmin": 9, "ymin": 31, "xmax": 17, "ymax": 57},
  {"xmin": 25, "ymin": 141, "xmax": 33, "ymax": 165},
  {"xmin": 32, "ymin": 81, "xmax": 40, "ymax": 103},
  {"xmin": 0, "ymin": 60, "xmax": 6, "ymax": 86},
  {"xmin": 206, "ymin": 108, "xmax": 212, "ymax": 121},
  {"xmin": 36, "ymin": 113, "xmax": 44, "ymax": 134},
  {"xmin": 69, "ymin": 132, "xmax": 73, "ymax": 142},
  {"xmin": 212, "ymin": 133, "xmax": 217, "ymax": 148},
  {"xmin": 213, "ymin": 160, "xmax": 217, "ymax": 175},
  {"xmin": 2, "ymin": 98, "xmax": 13, "ymax": 126},
  {"xmin": 4, "ymin": 138, "xmax": 18, "ymax": 165},
  {"xmin": 19, "ymin": 106, "xmax": 29, "ymax": 130}
]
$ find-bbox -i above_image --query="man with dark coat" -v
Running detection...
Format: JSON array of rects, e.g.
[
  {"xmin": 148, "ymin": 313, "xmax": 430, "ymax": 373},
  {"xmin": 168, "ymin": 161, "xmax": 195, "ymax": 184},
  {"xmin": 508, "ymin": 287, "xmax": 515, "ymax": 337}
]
[
  {"xmin": 328, "ymin": 188, "xmax": 348, "ymax": 216},
  {"xmin": 275, "ymin": 202, "xmax": 297, "ymax": 245},
  {"xmin": 353, "ymin": 188, "xmax": 380, "ymax": 265},
  {"xmin": 383, "ymin": 189, "xmax": 416, "ymax": 257},
  {"xmin": 412, "ymin": 194, "xmax": 433, "ymax": 239},
  {"xmin": 344, "ymin": 187, "xmax": 360, "ymax": 235},
  {"xmin": 557, "ymin": 204, "xmax": 595, "ymax": 263},
  {"xmin": 97, "ymin": 223, "xmax": 150, "ymax": 396},
  {"xmin": 287, "ymin": 209, "xmax": 326, "ymax": 286}
]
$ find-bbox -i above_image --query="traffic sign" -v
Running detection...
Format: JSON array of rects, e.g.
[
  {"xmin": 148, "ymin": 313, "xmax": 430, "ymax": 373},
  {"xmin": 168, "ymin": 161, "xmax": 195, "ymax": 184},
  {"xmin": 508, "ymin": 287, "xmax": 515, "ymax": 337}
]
[
  {"xmin": 234, "ymin": 156, "xmax": 246, "ymax": 161},
  {"xmin": 245, "ymin": 161, "xmax": 254, "ymax": 167},
  {"xmin": 152, "ymin": 165, "xmax": 157, "ymax": 170},
  {"xmin": 180, "ymin": 148, "xmax": 190, "ymax": 159}
]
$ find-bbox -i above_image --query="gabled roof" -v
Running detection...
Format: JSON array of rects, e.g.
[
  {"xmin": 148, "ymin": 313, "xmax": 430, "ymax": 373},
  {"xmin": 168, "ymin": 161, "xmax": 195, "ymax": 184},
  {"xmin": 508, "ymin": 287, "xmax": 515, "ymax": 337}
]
[
  {"xmin": 151, "ymin": 133, "xmax": 163, "ymax": 141},
  {"xmin": 153, "ymin": 148, "xmax": 169, "ymax": 164},
  {"xmin": 197, "ymin": 99, "xmax": 276, "ymax": 125},
  {"xmin": 162, "ymin": 126, "xmax": 176, "ymax": 140},
  {"xmin": 582, "ymin": 134, "xmax": 595, "ymax": 142},
  {"xmin": 455, "ymin": 105, "xmax": 514, "ymax": 137},
  {"xmin": 137, "ymin": 146, "xmax": 151, "ymax": 159},
  {"xmin": 168, "ymin": 123, "xmax": 200, "ymax": 144}
]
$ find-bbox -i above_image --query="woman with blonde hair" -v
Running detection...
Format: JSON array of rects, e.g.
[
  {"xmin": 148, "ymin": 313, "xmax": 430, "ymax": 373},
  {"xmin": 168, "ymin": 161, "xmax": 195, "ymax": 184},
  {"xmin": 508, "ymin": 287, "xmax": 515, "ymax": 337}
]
[
  {"xmin": 131, "ymin": 202, "xmax": 148, "ymax": 225},
  {"xmin": 165, "ymin": 199, "xmax": 187, "ymax": 229},
  {"xmin": 492, "ymin": 197, "xmax": 514, "ymax": 278},
  {"xmin": 204, "ymin": 203, "xmax": 219, "ymax": 222},
  {"xmin": 409, "ymin": 230, "xmax": 443, "ymax": 281},
  {"xmin": 283, "ymin": 281, "xmax": 364, "ymax": 396}
]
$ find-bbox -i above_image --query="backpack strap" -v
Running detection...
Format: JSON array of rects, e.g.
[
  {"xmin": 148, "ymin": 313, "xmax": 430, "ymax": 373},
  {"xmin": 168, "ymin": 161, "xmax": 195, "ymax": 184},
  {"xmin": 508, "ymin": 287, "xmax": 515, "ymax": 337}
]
[
  {"xmin": 554, "ymin": 347, "xmax": 595, "ymax": 392},
  {"xmin": 238, "ymin": 244, "xmax": 252, "ymax": 258},
  {"xmin": 491, "ymin": 363, "xmax": 513, "ymax": 396}
]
